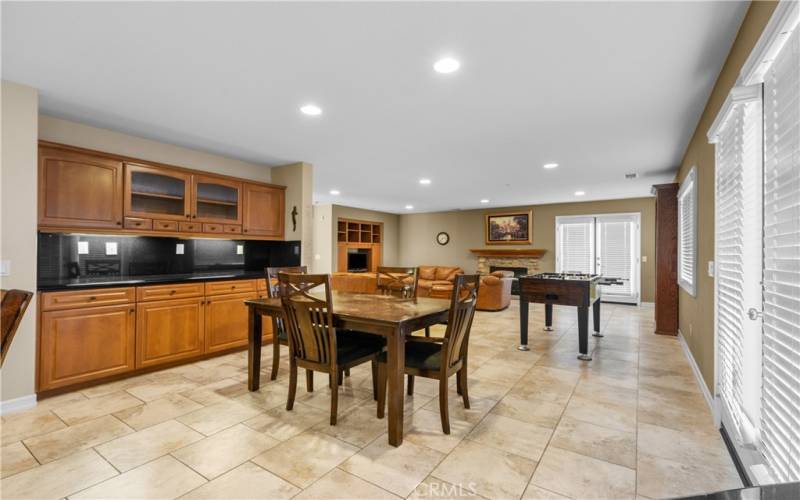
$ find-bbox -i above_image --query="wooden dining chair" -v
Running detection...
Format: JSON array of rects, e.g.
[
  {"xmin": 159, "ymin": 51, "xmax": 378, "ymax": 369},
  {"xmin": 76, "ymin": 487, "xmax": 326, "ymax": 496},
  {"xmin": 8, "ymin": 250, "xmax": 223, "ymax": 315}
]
[
  {"xmin": 376, "ymin": 266, "xmax": 419, "ymax": 298},
  {"xmin": 278, "ymin": 272, "xmax": 384, "ymax": 425},
  {"xmin": 265, "ymin": 266, "xmax": 308, "ymax": 386},
  {"xmin": 376, "ymin": 274, "xmax": 480, "ymax": 434},
  {"xmin": 1, "ymin": 289, "xmax": 33, "ymax": 367}
]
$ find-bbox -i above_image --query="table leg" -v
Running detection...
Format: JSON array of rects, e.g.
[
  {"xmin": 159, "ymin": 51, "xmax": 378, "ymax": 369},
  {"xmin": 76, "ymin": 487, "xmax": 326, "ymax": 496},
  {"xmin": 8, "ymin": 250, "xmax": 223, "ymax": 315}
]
[
  {"xmin": 518, "ymin": 298, "xmax": 530, "ymax": 351},
  {"xmin": 248, "ymin": 307, "xmax": 263, "ymax": 391},
  {"xmin": 387, "ymin": 325, "xmax": 406, "ymax": 446},
  {"xmin": 592, "ymin": 300, "xmax": 603, "ymax": 337},
  {"xmin": 577, "ymin": 306, "xmax": 591, "ymax": 361},
  {"xmin": 544, "ymin": 303, "xmax": 554, "ymax": 331}
]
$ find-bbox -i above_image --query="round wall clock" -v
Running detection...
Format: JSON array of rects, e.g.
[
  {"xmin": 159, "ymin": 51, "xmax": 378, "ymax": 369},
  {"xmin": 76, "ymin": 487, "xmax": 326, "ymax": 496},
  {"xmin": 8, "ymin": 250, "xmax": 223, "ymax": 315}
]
[{"xmin": 436, "ymin": 232, "xmax": 450, "ymax": 245}]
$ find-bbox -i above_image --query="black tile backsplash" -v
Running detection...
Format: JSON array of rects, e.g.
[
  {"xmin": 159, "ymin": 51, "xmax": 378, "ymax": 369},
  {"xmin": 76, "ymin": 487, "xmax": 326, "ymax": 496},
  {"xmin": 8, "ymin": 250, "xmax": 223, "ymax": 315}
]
[{"xmin": 38, "ymin": 232, "xmax": 300, "ymax": 288}]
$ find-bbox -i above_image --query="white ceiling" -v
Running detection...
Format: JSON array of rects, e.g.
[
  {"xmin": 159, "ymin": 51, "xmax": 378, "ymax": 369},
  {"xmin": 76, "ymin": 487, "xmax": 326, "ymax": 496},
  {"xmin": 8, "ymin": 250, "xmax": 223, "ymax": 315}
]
[{"xmin": 2, "ymin": 1, "xmax": 748, "ymax": 213}]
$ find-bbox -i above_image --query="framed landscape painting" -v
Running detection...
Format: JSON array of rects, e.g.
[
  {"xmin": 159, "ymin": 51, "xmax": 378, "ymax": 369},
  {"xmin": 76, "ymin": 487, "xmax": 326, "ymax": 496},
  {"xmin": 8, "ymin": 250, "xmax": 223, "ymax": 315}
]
[{"xmin": 485, "ymin": 211, "xmax": 532, "ymax": 245}]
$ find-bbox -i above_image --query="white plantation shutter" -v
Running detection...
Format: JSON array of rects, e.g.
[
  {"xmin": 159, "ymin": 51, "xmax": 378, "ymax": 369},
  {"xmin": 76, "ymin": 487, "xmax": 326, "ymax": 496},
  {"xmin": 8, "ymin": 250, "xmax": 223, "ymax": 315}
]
[
  {"xmin": 715, "ymin": 97, "xmax": 763, "ymax": 443},
  {"xmin": 557, "ymin": 218, "xmax": 594, "ymax": 274},
  {"xmin": 597, "ymin": 220, "xmax": 634, "ymax": 297},
  {"xmin": 678, "ymin": 168, "xmax": 697, "ymax": 296},
  {"xmin": 761, "ymin": 25, "xmax": 800, "ymax": 483}
]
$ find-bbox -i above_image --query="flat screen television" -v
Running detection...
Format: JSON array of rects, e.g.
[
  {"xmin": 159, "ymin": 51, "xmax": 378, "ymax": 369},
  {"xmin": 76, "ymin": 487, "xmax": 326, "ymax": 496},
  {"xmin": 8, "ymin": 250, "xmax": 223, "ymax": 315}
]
[{"xmin": 347, "ymin": 252, "xmax": 368, "ymax": 272}]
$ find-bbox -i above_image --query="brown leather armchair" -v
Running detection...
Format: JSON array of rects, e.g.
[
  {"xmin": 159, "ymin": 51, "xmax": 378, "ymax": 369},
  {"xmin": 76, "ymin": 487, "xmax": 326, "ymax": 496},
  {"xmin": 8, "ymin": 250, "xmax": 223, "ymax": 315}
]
[
  {"xmin": 476, "ymin": 271, "xmax": 513, "ymax": 311},
  {"xmin": 417, "ymin": 266, "xmax": 464, "ymax": 299}
]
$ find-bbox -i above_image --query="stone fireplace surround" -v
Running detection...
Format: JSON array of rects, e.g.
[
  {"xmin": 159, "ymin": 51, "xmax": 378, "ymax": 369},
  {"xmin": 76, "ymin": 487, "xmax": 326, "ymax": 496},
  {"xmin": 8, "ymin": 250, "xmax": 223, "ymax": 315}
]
[{"xmin": 470, "ymin": 248, "xmax": 547, "ymax": 276}]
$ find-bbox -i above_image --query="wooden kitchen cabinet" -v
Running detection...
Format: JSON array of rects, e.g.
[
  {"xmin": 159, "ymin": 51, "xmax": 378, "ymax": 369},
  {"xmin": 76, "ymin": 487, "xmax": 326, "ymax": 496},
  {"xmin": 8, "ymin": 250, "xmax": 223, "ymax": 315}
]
[
  {"xmin": 39, "ymin": 304, "xmax": 136, "ymax": 391},
  {"xmin": 38, "ymin": 145, "xmax": 124, "ymax": 229},
  {"xmin": 204, "ymin": 292, "xmax": 257, "ymax": 353},
  {"xmin": 136, "ymin": 297, "xmax": 205, "ymax": 368},
  {"xmin": 242, "ymin": 183, "xmax": 285, "ymax": 237},
  {"xmin": 192, "ymin": 174, "xmax": 242, "ymax": 225},
  {"xmin": 124, "ymin": 163, "xmax": 192, "ymax": 222}
]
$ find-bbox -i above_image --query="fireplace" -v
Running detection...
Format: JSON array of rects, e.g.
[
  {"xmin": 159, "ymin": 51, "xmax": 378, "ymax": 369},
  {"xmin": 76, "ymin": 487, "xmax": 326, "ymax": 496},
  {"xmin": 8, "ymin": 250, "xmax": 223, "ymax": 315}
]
[{"xmin": 490, "ymin": 266, "xmax": 527, "ymax": 295}]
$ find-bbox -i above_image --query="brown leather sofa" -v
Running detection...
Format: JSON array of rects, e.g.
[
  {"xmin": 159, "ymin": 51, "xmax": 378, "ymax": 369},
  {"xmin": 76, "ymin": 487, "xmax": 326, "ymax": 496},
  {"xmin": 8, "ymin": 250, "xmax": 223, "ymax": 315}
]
[
  {"xmin": 417, "ymin": 266, "xmax": 464, "ymax": 299},
  {"xmin": 476, "ymin": 271, "xmax": 513, "ymax": 311}
]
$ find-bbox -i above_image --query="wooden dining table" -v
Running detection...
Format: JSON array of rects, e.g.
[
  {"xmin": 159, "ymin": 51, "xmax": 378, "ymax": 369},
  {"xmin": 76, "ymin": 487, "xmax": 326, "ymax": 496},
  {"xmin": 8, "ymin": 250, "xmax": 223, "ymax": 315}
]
[{"xmin": 245, "ymin": 291, "xmax": 450, "ymax": 446}]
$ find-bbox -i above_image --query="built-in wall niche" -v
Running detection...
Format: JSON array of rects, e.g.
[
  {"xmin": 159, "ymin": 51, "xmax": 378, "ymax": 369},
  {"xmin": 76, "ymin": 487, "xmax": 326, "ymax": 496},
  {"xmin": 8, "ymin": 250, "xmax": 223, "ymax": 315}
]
[{"xmin": 336, "ymin": 218, "xmax": 383, "ymax": 272}]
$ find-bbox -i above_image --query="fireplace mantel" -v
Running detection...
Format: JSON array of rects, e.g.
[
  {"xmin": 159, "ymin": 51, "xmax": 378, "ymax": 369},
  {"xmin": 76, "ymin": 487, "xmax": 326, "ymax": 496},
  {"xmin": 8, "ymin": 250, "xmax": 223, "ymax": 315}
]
[{"xmin": 469, "ymin": 248, "xmax": 547, "ymax": 258}]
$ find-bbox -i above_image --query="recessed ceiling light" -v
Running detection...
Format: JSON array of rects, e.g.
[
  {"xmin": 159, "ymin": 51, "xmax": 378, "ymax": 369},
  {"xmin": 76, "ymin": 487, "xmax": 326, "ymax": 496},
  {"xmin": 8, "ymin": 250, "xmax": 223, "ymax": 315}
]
[
  {"xmin": 480, "ymin": 199, "xmax": 490, "ymax": 204},
  {"xmin": 433, "ymin": 57, "xmax": 460, "ymax": 74},
  {"xmin": 574, "ymin": 190, "xmax": 586, "ymax": 196},
  {"xmin": 419, "ymin": 178, "xmax": 432, "ymax": 185},
  {"xmin": 300, "ymin": 104, "xmax": 322, "ymax": 116},
  {"xmin": 405, "ymin": 205, "xmax": 414, "ymax": 210},
  {"xmin": 543, "ymin": 163, "xmax": 559, "ymax": 169},
  {"xmin": 329, "ymin": 189, "xmax": 340, "ymax": 195}
]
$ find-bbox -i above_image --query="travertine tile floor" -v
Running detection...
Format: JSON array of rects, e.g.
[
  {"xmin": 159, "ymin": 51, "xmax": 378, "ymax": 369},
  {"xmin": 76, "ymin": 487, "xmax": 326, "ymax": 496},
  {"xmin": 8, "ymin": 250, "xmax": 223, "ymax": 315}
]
[{"xmin": 1, "ymin": 301, "xmax": 742, "ymax": 499}]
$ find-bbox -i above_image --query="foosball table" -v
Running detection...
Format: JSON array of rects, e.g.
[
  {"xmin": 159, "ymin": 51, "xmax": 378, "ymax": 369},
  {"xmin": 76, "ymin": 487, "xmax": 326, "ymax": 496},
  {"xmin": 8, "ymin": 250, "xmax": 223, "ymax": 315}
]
[{"xmin": 517, "ymin": 272, "xmax": 622, "ymax": 360}]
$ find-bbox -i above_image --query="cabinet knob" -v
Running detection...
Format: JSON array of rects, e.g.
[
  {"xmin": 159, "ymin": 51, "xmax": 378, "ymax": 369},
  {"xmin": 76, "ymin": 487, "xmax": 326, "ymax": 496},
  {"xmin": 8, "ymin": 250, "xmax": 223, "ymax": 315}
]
[
  {"xmin": 116, "ymin": 221, "xmax": 122, "ymax": 226},
  {"xmin": 129, "ymin": 308, "xmax": 135, "ymax": 313},
  {"xmin": 185, "ymin": 214, "xmax": 190, "ymax": 218},
  {"xmin": 243, "ymin": 229, "xmax": 248, "ymax": 233},
  {"xmin": 89, "ymin": 296, "xmax": 96, "ymax": 301},
  {"xmin": 170, "ymin": 290, "xmax": 176, "ymax": 295},
  {"xmin": 192, "ymin": 215, "xmax": 196, "ymax": 219}
]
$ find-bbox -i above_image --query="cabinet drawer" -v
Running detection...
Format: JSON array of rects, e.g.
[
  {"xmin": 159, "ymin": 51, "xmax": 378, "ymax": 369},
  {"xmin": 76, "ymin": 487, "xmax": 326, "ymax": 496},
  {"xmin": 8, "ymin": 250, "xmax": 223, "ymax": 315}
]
[
  {"xmin": 203, "ymin": 223, "xmax": 224, "ymax": 233},
  {"xmin": 223, "ymin": 224, "xmax": 242, "ymax": 234},
  {"xmin": 136, "ymin": 283, "xmax": 204, "ymax": 302},
  {"xmin": 42, "ymin": 287, "xmax": 136, "ymax": 311},
  {"xmin": 180, "ymin": 221, "xmax": 201, "ymax": 232},
  {"xmin": 205, "ymin": 279, "xmax": 257, "ymax": 296},
  {"xmin": 257, "ymin": 278, "xmax": 268, "ymax": 292},
  {"xmin": 153, "ymin": 219, "xmax": 178, "ymax": 231},
  {"xmin": 124, "ymin": 217, "xmax": 152, "ymax": 230}
]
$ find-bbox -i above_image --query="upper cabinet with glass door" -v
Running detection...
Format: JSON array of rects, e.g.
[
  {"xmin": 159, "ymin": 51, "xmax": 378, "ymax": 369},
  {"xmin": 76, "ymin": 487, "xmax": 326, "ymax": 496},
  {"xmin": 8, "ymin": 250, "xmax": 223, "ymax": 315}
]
[
  {"xmin": 124, "ymin": 163, "xmax": 192, "ymax": 222},
  {"xmin": 192, "ymin": 175, "xmax": 242, "ymax": 225}
]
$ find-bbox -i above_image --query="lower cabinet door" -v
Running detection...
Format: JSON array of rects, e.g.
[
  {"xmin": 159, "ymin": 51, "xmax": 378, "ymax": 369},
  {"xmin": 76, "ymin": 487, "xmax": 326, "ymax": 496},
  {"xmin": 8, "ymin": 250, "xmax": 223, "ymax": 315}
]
[
  {"xmin": 39, "ymin": 304, "xmax": 136, "ymax": 391},
  {"xmin": 205, "ymin": 292, "xmax": 257, "ymax": 353},
  {"xmin": 137, "ymin": 297, "xmax": 204, "ymax": 368}
]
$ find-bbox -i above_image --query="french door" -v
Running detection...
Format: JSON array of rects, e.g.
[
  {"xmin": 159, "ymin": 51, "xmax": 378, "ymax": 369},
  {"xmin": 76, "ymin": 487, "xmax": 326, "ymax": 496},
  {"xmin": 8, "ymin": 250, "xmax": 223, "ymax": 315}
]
[
  {"xmin": 555, "ymin": 213, "xmax": 641, "ymax": 304},
  {"xmin": 709, "ymin": 4, "xmax": 799, "ymax": 483}
]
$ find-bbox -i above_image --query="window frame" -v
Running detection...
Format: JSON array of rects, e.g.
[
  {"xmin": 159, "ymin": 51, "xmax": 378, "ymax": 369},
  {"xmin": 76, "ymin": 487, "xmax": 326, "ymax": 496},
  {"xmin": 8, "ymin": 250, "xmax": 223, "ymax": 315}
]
[{"xmin": 677, "ymin": 166, "xmax": 698, "ymax": 297}]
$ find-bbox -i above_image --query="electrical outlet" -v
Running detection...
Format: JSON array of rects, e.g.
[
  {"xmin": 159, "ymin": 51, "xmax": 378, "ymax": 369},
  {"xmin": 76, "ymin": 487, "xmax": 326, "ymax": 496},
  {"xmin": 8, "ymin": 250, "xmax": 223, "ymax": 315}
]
[
  {"xmin": 236, "ymin": 244, "xmax": 244, "ymax": 255},
  {"xmin": 641, "ymin": 255, "xmax": 647, "ymax": 263},
  {"xmin": 708, "ymin": 261, "xmax": 715, "ymax": 277},
  {"xmin": 78, "ymin": 241, "xmax": 89, "ymax": 255},
  {"xmin": 105, "ymin": 242, "xmax": 118, "ymax": 256},
  {"xmin": 176, "ymin": 244, "xmax": 185, "ymax": 255}
]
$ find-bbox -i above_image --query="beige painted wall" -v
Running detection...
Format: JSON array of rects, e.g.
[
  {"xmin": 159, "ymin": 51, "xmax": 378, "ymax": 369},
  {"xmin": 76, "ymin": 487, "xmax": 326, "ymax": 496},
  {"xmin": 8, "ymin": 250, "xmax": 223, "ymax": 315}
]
[
  {"xmin": 311, "ymin": 204, "xmax": 334, "ymax": 274},
  {"xmin": 271, "ymin": 162, "xmax": 314, "ymax": 266},
  {"xmin": 0, "ymin": 81, "xmax": 39, "ymax": 405},
  {"xmin": 331, "ymin": 205, "xmax": 400, "ymax": 270},
  {"xmin": 398, "ymin": 197, "xmax": 656, "ymax": 302},
  {"xmin": 674, "ymin": 1, "xmax": 777, "ymax": 392}
]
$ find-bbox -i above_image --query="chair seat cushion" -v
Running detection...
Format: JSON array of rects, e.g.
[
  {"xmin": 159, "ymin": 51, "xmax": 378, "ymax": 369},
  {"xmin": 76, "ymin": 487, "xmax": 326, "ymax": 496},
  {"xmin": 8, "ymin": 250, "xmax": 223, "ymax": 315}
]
[
  {"xmin": 379, "ymin": 340, "xmax": 443, "ymax": 371},
  {"xmin": 336, "ymin": 330, "xmax": 384, "ymax": 366}
]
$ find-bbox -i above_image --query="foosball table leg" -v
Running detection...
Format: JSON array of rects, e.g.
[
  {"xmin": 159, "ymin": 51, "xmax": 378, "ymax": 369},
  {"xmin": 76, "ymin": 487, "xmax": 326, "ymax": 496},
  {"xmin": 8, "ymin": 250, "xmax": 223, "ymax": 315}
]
[
  {"xmin": 577, "ymin": 305, "xmax": 592, "ymax": 361},
  {"xmin": 543, "ymin": 303, "xmax": 554, "ymax": 331},
  {"xmin": 592, "ymin": 300, "xmax": 603, "ymax": 337},
  {"xmin": 518, "ymin": 298, "xmax": 530, "ymax": 351}
]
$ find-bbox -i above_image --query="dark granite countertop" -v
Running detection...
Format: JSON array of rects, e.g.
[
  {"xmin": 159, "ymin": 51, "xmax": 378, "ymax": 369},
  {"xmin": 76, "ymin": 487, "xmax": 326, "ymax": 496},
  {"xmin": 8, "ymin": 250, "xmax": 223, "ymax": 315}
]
[{"xmin": 38, "ymin": 270, "xmax": 266, "ymax": 291}]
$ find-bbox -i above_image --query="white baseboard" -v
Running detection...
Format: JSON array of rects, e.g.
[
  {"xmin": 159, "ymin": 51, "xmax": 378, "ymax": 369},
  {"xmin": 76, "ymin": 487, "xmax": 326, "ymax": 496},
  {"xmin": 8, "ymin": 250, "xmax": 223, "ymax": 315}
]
[
  {"xmin": 677, "ymin": 330, "xmax": 714, "ymax": 412},
  {"xmin": 0, "ymin": 394, "xmax": 37, "ymax": 415},
  {"xmin": 639, "ymin": 301, "xmax": 655, "ymax": 308}
]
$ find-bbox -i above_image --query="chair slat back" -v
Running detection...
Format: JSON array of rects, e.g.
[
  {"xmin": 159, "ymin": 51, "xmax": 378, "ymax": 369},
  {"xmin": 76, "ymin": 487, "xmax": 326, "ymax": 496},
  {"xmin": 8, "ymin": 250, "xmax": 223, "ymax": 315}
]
[
  {"xmin": 278, "ymin": 273, "xmax": 336, "ymax": 366},
  {"xmin": 376, "ymin": 266, "xmax": 419, "ymax": 299},
  {"xmin": 443, "ymin": 275, "xmax": 480, "ymax": 369},
  {"xmin": 265, "ymin": 266, "xmax": 308, "ymax": 298},
  {"xmin": 1, "ymin": 289, "xmax": 33, "ymax": 367}
]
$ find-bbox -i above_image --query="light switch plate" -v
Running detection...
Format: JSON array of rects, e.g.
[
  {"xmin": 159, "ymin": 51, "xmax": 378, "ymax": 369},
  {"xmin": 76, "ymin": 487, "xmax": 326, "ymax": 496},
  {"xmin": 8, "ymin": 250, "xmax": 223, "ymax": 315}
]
[
  {"xmin": 0, "ymin": 260, "xmax": 10, "ymax": 276},
  {"xmin": 641, "ymin": 255, "xmax": 647, "ymax": 263},
  {"xmin": 78, "ymin": 241, "xmax": 89, "ymax": 255},
  {"xmin": 708, "ymin": 261, "xmax": 715, "ymax": 277},
  {"xmin": 236, "ymin": 244, "xmax": 244, "ymax": 255}
]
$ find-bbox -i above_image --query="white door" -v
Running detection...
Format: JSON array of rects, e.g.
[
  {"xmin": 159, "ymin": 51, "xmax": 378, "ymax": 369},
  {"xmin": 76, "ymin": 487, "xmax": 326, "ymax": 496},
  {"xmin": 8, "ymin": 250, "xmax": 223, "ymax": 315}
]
[
  {"xmin": 555, "ymin": 214, "xmax": 641, "ymax": 304},
  {"xmin": 596, "ymin": 214, "xmax": 640, "ymax": 304}
]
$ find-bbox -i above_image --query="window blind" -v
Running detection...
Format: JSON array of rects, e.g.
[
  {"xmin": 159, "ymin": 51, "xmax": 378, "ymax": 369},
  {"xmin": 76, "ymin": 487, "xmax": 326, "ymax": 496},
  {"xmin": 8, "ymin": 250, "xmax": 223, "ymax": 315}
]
[
  {"xmin": 761, "ymin": 25, "xmax": 800, "ymax": 483},
  {"xmin": 557, "ymin": 220, "xmax": 594, "ymax": 274},
  {"xmin": 678, "ymin": 167, "xmax": 697, "ymax": 295},
  {"xmin": 715, "ymin": 97, "xmax": 764, "ymax": 444}
]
